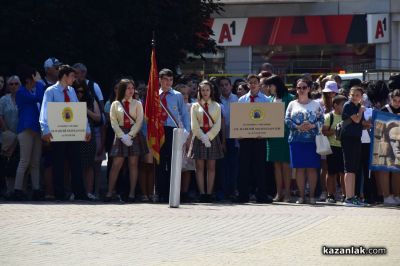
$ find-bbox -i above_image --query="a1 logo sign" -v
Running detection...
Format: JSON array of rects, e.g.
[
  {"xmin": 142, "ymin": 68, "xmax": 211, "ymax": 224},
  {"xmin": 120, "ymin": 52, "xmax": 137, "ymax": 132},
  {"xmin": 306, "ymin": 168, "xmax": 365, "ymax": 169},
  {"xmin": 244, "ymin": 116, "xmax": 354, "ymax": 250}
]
[
  {"xmin": 367, "ymin": 14, "xmax": 390, "ymax": 44},
  {"xmin": 375, "ymin": 18, "xmax": 387, "ymax": 39},
  {"xmin": 211, "ymin": 18, "xmax": 247, "ymax": 46}
]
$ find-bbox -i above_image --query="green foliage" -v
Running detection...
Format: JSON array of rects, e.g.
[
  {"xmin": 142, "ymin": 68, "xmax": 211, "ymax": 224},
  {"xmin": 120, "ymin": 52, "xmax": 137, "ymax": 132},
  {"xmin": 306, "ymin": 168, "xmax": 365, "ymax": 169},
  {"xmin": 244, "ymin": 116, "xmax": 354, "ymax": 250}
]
[{"xmin": 0, "ymin": 0, "xmax": 223, "ymax": 96}]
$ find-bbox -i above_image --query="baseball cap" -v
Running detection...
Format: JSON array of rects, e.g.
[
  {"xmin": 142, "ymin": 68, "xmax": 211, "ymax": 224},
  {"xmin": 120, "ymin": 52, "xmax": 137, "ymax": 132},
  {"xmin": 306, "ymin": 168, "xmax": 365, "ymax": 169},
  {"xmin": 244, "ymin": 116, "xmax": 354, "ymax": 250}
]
[
  {"xmin": 44, "ymin": 57, "xmax": 62, "ymax": 69},
  {"xmin": 322, "ymin": 80, "xmax": 339, "ymax": 93}
]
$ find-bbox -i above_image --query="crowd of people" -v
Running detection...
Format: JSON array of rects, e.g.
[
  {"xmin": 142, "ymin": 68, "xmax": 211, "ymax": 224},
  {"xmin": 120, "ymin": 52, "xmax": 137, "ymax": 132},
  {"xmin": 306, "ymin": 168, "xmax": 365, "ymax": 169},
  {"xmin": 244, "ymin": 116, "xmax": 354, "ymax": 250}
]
[{"xmin": 1, "ymin": 59, "xmax": 400, "ymax": 207}]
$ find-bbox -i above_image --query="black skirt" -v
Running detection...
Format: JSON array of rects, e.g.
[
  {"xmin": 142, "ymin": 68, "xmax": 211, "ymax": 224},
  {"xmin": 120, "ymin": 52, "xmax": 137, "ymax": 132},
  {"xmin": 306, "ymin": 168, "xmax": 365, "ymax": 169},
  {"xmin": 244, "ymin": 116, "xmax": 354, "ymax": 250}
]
[
  {"xmin": 1, "ymin": 144, "xmax": 19, "ymax": 178},
  {"xmin": 110, "ymin": 127, "xmax": 149, "ymax": 157},
  {"xmin": 79, "ymin": 130, "xmax": 96, "ymax": 168},
  {"xmin": 191, "ymin": 136, "xmax": 224, "ymax": 160}
]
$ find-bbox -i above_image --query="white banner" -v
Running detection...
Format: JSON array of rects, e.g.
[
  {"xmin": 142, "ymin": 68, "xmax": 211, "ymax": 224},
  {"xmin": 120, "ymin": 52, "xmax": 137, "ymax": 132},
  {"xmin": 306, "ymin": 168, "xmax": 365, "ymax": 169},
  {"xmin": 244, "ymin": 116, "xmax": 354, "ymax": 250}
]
[{"xmin": 48, "ymin": 102, "xmax": 87, "ymax": 141}]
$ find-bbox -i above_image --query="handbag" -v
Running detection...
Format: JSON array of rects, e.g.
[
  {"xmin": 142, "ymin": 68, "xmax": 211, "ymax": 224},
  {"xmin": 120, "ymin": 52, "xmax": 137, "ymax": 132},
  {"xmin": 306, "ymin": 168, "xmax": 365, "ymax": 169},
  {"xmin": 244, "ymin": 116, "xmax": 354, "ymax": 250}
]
[{"xmin": 315, "ymin": 127, "xmax": 332, "ymax": 155}]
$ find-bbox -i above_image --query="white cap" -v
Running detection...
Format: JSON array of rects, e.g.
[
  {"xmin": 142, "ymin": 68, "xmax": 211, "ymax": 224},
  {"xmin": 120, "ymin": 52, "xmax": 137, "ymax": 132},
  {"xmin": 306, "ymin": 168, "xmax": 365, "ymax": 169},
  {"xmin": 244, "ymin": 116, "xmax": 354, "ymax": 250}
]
[
  {"xmin": 44, "ymin": 57, "xmax": 62, "ymax": 69},
  {"xmin": 322, "ymin": 80, "xmax": 339, "ymax": 93}
]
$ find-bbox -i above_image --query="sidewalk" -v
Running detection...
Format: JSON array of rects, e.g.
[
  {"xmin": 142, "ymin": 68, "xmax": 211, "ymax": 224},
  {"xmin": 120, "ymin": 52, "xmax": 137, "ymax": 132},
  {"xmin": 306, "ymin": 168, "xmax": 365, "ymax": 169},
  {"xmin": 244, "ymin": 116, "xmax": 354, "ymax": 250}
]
[{"xmin": 0, "ymin": 202, "xmax": 399, "ymax": 265}]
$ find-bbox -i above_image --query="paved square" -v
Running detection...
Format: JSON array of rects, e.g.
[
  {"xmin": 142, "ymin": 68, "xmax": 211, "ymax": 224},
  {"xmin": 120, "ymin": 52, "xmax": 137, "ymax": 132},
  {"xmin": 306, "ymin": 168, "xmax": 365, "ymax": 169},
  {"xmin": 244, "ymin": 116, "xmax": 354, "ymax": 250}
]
[{"xmin": 0, "ymin": 202, "xmax": 399, "ymax": 265}]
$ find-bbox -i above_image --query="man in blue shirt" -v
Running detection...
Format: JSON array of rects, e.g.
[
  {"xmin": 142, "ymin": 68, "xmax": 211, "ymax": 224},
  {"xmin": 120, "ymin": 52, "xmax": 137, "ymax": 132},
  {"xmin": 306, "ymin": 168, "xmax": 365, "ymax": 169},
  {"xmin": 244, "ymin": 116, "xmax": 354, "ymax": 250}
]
[
  {"xmin": 218, "ymin": 77, "xmax": 239, "ymax": 201},
  {"xmin": 40, "ymin": 65, "xmax": 91, "ymax": 201},
  {"xmin": 237, "ymin": 74, "xmax": 273, "ymax": 203},
  {"xmin": 156, "ymin": 68, "xmax": 190, "ymax": 202}
]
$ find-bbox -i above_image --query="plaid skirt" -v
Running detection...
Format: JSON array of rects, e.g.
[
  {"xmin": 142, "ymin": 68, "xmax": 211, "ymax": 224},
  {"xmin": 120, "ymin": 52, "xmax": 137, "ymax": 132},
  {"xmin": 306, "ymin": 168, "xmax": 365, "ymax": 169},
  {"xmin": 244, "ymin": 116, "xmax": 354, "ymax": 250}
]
[
  {"xmin": 110, "ymin": 128, "xmax": 149, "ymax": 158},
  {"xmin": 191, "ymin": 136, "xmax": 224, "ymax": 160}
]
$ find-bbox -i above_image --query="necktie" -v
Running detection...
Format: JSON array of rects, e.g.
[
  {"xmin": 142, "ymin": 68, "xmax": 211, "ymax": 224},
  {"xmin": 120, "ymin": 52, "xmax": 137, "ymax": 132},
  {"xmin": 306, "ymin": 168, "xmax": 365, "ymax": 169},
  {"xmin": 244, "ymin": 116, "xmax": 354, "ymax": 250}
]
[
  {"xmin": 161, "ymin": 91, "xmax": 168, "ymax": 123},
  {"xmin": 63, "ymin": 88, "xmax": 70, "ymax": 102},
  {"xmin": 250, "ymin": 95, "xmax": 257, "ymax": 103},
  {"xmin": 203, "ymin": 102, "xmax": 210, "ymax": 133},
  {"xmin": 123, "ymin": 100, "xmax": 130, "ymax": 129}
]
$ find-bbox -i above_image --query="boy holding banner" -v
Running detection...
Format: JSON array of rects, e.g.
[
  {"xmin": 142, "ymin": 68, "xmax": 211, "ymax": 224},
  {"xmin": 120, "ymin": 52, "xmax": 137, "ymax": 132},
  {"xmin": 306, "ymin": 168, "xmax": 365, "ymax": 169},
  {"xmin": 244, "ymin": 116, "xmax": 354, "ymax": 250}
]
[{"xmin": 39, "ymin": 65, "xmax": 91, "ymax": 201}]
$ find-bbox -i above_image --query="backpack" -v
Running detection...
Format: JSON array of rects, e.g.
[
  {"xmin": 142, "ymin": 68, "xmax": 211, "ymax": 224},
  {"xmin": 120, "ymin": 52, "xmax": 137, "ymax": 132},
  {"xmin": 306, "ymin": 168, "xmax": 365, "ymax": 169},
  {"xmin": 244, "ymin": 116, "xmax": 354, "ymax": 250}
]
[
  {"xmin": 328, "ymin": 112, "xmax": 334, "ymax": 130},
  {"xmin": 41, "ymin": 78, "xmax": 51, "ymax": 89},
  {"xmin": 335, "ymin": 118, "xmax": 352, "ymax": 140},
  {"xmin": 87, "ymin": 80, "xmax": 104, "ymax": 127}
]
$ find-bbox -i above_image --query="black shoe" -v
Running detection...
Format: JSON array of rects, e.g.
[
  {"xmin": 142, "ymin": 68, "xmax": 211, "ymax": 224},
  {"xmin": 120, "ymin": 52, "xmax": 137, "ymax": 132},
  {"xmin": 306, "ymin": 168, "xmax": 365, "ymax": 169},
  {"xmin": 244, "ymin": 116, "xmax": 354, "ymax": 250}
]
[
  {"xmin": 180, "ymin": 193, "xmax": 189, "ymax": 203},
  {"xmin": 340, "ymin": 194, "xmax": 346, "ymax": 203},
  {"xmin": 32, "ymin": 190, "xmax": 44, "ymax": 201},
  {"xmin": 326, "ymin": 195, "xmax": 336, "ymax": 204},
  {"xmin": 376, "ymin": 195, "xmax": 384, "ymax": 204},
  {"xmin": 44, "ymin": 195, "xmax": 56, "ymax": 201},
  {"xmin": 103, "ymin": 195, "xmax": 112, "ymax": 202},
  {"xmin": 13, "ymin": 190, "xmax": 28, "ymax": 201},
  {"xmin": 55, "ymin": 196, "xmax": 67, "ymax": 202},
  {"xmin": 226, "ymin": 195, "xmax": 237, "ymax": 203},
  {"xmin": 234, "ymin": 197, "xmax": 249, "ymax": 203},
  {"xmin": 256, "ymin": 194, "xmax": 273, "ymax": 204},
  {"xmin": 74, "ymin": 194, "xmax": 89, "ymax": 201},
  {"xmin": 205, "ymin": 194, "xmax": 214, "ymax": 203},
  {"xmin": 256, "ymin": 198, "xmax": 273, "ymax": 204},
  {"xmin": 158, "ymin": 196, "xmax": 169, "ymax": 203},
  {"xmin": 127, "ymin": 196, "xmax": 136, "ymax": 203},
  {"xmin": 199, "ymin": 194, "xmax": 208, "ymax": 203},
  {"xmin": 364, "ymin": 198, "xmax": 376, "ymax": 205},
  {"xmin": 4, "ymin": 191, "xmax": 13, "ymax": 201}
]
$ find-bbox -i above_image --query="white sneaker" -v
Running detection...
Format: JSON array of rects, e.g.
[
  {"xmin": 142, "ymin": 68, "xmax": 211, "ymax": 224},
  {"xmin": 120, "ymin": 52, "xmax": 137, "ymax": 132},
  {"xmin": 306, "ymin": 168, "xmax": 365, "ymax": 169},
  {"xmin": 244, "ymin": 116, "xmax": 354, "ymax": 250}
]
[
  {"xmin": 87, "ymin": 193, "xmax": 97, "ymax": 201},
  {"xmin": 319, "ymin": 191, "xmax": 327, "ymax": 201},
  {"xmin": 384, "ymin": 195, "xmax": 398, "ymax": 206},
  {"xmin": 296, "ymin": 197, "xmax": 304, "ymax": 204}
]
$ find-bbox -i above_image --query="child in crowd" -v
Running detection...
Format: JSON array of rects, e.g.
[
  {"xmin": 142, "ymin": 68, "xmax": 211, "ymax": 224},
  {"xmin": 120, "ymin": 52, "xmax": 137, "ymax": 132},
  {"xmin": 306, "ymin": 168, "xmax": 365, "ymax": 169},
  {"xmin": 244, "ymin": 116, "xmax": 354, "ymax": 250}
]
[{"xmin": 322, "ymin": 95, "xmax": 347, "ymax": 203}]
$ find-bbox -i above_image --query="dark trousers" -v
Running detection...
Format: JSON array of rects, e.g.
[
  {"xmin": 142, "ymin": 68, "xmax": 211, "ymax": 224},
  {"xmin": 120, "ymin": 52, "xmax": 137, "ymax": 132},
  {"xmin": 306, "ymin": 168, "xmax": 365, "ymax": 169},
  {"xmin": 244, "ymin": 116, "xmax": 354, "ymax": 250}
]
[
  {"xmin": 357, "ymin": 143, "xmax": 377, "ymax": 201},
  {"xmin": 156, "ymin": 126, "xmax": 174, "ymax": 200},
  {"xmin": 238, "ymin": 139, "xmax": 268, "ymax": 201},
  {"xmin": 52, "ymin": 141, "xmax": 86, "ymax": 200},
  {"xmin": 265, "ymin": 161, "xmax": 276, "ymax": 197},
  {"xmin": 216, "ymin": 138, "xmax": 239, "ymax": 198}
]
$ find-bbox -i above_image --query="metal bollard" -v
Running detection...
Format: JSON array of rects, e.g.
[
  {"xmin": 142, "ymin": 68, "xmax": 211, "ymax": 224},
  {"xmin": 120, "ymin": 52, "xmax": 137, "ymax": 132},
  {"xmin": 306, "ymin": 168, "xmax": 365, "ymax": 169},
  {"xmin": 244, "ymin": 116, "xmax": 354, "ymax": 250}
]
[{"xmin": 169, "ymin": 128, "xmax": 186, "ymax": 208}]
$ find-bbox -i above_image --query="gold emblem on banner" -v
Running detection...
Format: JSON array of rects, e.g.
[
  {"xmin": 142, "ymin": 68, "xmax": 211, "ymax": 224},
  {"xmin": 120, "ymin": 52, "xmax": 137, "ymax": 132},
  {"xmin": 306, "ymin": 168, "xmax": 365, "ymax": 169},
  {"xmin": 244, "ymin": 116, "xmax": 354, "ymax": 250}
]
[
  {"xmin": 250, "ymin": 108, "xmax": 264, "ymax": 121},
  {"xmin": 62, "ymin": 107, "xmax": 73, "ymax": 122}
]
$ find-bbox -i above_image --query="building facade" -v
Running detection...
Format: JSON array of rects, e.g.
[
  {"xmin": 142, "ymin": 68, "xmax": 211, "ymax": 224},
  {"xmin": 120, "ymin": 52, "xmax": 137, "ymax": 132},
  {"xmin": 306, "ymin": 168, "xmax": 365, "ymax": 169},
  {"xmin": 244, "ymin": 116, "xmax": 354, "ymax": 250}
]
[{"xmin": 184, "ymin": 0, "xmax": 400, "ymax": 79}]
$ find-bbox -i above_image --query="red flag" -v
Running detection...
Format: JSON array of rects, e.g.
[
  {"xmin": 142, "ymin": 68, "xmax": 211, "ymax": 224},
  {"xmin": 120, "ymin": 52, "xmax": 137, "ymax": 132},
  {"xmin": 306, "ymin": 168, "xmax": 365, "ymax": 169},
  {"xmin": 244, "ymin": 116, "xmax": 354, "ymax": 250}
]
[{"xmin": 145, "ymin": 47, "xmax": 164, "ymax": 164}]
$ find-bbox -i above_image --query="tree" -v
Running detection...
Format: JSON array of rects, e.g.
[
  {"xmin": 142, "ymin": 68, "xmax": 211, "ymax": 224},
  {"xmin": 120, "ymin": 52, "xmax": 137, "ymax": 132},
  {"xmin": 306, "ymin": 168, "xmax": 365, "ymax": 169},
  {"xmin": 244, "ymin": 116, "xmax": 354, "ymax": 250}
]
[{"xmin": 0, "ymin": 0, "xmax": 223, "ymax": 95}]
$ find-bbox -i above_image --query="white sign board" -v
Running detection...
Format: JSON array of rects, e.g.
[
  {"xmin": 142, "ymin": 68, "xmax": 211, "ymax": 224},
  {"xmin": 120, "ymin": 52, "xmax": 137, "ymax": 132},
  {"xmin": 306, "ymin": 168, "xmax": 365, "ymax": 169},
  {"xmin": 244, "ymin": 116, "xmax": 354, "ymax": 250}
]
[
  {"xmin": 230, "ymin": 103, "xmax": 284, "ymax": 138},
  {"xmin": 211, "ymin": 18, "xmax": 247, "ymax": 46},
  {"xmin": 367, "ymin": 14, "xmax": 390, "ymax": 44},
  {"xmin": 48, "ymin": 102, "xmax": 87, "ymax": 141}
]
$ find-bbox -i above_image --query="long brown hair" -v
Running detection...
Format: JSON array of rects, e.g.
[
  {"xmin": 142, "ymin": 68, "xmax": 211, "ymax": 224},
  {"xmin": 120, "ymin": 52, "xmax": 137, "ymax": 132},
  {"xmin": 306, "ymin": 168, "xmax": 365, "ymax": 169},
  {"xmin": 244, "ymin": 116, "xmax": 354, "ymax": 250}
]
[
  {"xmin": 197, "ymin": 80, "xmax": 216, "ymax": 101},
  {"xmin": 322, "ymin": 92, "xmax": 333, "ymax": 113},
  {"xmin": 116, "ymin": 78, "xmax": 136, "ymax": 102}
]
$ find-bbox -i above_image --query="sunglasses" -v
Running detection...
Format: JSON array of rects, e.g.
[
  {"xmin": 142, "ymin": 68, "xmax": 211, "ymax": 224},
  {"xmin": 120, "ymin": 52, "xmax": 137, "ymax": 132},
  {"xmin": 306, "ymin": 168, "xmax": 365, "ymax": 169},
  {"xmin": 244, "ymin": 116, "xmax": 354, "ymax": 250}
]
[
  {"xmin": 76, "ymin": 90, "xmax": 84, "ymax": 94},
  {"xmin": 8, "ymin": 82, "xmax": 19, "ymax": 86},
  {"xmin": 296, "ymin": 86, "xmax": 308, "ymax": 90}
]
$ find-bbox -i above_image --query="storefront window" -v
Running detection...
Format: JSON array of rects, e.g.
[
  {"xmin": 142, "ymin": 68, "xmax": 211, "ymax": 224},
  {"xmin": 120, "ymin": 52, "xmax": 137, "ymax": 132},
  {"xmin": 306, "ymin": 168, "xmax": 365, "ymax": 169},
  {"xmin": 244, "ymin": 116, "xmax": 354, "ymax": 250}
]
[{"xmin": 252, "ymin": 44, "xmax": 375, "ymax": 75}]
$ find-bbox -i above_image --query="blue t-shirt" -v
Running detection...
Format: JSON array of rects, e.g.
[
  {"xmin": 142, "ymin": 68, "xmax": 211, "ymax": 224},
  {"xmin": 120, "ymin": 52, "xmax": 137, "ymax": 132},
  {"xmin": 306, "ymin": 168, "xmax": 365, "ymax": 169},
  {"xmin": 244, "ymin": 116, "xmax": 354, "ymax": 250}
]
[{"xmin": 341, "ymin": 101, "xmax": 363, "ymax": 138}]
